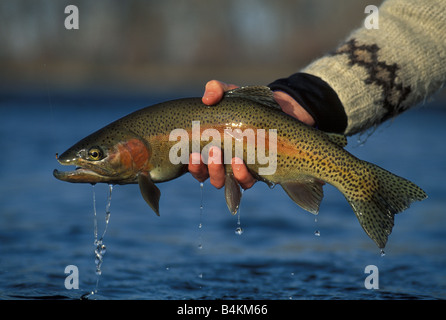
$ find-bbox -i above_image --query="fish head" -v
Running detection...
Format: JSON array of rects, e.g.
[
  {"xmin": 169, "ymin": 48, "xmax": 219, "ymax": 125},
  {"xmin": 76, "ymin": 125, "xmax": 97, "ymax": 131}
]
[{"xmin": 54, "ymin": 126, "xmax": 151, "ymax": 185}]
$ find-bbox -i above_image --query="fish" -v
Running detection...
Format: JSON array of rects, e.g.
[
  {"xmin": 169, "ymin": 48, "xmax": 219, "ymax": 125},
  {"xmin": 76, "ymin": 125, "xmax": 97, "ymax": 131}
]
[{"xmin": 53, "ymin": 86, "xmax": 427, "ymax": 248}]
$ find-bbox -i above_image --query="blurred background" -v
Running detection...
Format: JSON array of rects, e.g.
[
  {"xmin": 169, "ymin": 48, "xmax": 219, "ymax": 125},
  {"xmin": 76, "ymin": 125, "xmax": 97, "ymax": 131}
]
[
  {"xmin": 1, "ymin": 0, "xmax": 445, "ymax": 300},
  {"xmin": 1, "ymin": 0, "xmax": 387, "ymax": 94}
]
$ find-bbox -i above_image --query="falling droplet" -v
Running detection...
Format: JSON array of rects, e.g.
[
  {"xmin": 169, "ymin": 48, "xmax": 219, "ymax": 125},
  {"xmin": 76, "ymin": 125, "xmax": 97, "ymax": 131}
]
[
  {"xmin": 198, "ymin": 182, "xmax": 204, "ymax": 250},
  {"xmin": 234, "ymin": 190, "xmax": 243, "ymax": 235},
  {"xmin": 380, "ymin": 249, "xmax": 386, "ymax": 257},
  {"xmin": 235, "ymin": 226, "xmax": 244, "ymax": 235},
  {"xmin": 314, "ymin": 216, "xmax": 320, "ymax": 237}
]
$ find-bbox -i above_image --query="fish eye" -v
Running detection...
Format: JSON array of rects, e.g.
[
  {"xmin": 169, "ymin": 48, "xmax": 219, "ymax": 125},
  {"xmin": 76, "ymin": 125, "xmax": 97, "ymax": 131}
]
[{"xmin": 87, "ymin": 147, "xmax": 104, "ymax": 161}]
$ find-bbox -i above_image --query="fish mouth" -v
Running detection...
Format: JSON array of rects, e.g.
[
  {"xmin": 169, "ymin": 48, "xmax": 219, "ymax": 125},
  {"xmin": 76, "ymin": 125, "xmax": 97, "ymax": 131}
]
[
  {"xmin": 53, "ymin": 153, "xmax": 137, "ymax": 184},
  {"xmin": 53, "ymin": 167, "xmax": 109, "ymax": 184},
  {"xmin": 53, "ymin": 153, "xmax": 113, "ymax": 184}
]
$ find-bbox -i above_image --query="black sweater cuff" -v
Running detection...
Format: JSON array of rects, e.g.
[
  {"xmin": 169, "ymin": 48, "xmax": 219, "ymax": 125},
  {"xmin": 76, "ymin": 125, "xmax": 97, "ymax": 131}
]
[{"xmin": 268, "ymin": 73, "xmax": 347, "ymax": 134}]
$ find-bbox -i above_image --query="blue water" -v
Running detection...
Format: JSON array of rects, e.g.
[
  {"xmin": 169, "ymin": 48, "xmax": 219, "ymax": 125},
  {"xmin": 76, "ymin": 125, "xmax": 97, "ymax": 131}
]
[{"xmin": 1, "ymin": 90, "xmax": 445, "ymax": 300}]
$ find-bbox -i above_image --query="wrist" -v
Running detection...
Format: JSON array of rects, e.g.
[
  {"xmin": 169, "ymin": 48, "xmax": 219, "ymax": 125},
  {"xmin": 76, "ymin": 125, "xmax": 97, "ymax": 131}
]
[
  {"xmin": 273, "ymin": 91, "xmax": 316, "ymax": 126},
  {"xmin": 268, "ymin": 73, "xmax": 347, "ymax": 134}
]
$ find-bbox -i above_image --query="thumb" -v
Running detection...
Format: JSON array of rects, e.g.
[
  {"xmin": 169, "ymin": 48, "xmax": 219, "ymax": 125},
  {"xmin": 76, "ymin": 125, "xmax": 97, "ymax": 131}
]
[{"xmin": 202, "ymin": 80, "xmax": 238, "ymax": 105}]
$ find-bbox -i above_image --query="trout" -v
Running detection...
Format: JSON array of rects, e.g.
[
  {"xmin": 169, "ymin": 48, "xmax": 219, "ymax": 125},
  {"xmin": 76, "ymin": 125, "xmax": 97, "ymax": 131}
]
[{"xmin": 53, "ymin": 86, "xmax": 427, "ymax": 248}]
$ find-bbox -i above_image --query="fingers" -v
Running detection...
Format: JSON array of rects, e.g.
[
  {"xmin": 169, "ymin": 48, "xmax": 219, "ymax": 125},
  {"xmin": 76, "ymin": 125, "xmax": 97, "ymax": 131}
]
[
  {"xmin": 231, "ymin": 157, "xmax": 256, "ymax": 190},
  {"xmin": 202, "ymin": 80, "xmax": 239, "ymax": 105},
  {"xmin": 188, "ymin": 148, "xmax": 257, "ymax": 190},
  {"xmin": 192, "ymin": 79, "xmax": 255, "ymax": 190},
  {"xmin": 188, "ymin": 147, "xmax": 225, "ymax": 189},
  {"xmin": 188, "ymin": 153, "xmax": 209, "ymax": 182},
  {"xmin": 207, "ymin": 147, "xmax": 225, "ymax": 189}
]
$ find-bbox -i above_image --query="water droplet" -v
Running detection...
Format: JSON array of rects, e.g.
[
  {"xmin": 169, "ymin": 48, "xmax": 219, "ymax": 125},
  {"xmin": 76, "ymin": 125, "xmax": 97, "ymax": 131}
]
[
  {"xmin": 380, "ymin": 249, "xmax": 386, "ymax": 257},
  {"xmin": 198, "ymin": 273, "xmax": 203, "ymax": 279},
  {"xmin": 104, "ymin": 212, "xmax": 110, "ymax": 224},
  {"xmin": 198, "ymin": 181, "xmax": 205, "ymax": 251},
  {"xmin": 235, "ymin": 226, "xmax": 244, "ymax": 235},
  {"xmin": 234, "ymin": 195, "xmax": 243, "ymax": 235},
  {"xmin": 313, "ymin": 215, "xmax": 320, "ymax": 236}
]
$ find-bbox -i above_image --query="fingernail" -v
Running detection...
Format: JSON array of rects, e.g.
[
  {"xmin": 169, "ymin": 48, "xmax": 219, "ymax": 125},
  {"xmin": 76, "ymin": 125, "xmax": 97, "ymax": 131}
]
[
  {"xmin": 190, "ymin": 153, "xmax": 201, "ymax": 165},
  {"xmin": 202, "ymin": 92, "xmax": 215, "ymax": 104},
  {"xmin": 232, "ymin": 157, "xmax": 243, "ymax": 165}
]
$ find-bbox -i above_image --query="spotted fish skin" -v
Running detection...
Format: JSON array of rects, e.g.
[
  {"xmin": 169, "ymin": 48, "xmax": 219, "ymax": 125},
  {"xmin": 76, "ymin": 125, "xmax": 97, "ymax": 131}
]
[{"xmin": 54, "ymin": 86, "xmax": 427, "ymax": 248}]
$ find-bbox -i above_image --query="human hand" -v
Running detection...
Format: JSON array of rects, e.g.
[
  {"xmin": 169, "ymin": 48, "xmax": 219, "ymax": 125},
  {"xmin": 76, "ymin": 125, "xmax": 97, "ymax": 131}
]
[{"xmin": 188, "ymin": 80, "xmax": 315, "ymax": 190}]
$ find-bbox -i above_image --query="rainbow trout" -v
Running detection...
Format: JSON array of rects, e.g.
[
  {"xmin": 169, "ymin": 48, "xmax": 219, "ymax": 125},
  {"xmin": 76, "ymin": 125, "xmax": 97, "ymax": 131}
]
[{"xmin": 53, "ymin": 86, "xmax": 427, "ymax": 248}]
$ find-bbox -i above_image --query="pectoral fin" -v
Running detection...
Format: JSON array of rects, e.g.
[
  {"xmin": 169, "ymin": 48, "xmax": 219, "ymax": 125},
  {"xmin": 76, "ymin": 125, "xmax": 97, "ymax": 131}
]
[
  {"xmin": 281, "ymin": 178, "xmax": 325, "ymax": 215},
  {"xmin": 138, "ymin": 172, "xmax": 161, "ymax": 216},
  {"xmin": 224, "ymin": 172, "xmax": 242, "ymax": 215}
]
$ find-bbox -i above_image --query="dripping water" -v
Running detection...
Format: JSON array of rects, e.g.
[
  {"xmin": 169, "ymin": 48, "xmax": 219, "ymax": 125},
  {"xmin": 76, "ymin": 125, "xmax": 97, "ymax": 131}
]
[
  {"xmin": 95, "ymin": 184, "xmax": 112, "ymax": 275},
  {"xmin": 198, "ymin": 182, "xmax": 204, "ymax": 250},
  {"xmin": 314, "ymin": 217, "xmax": 320, "ymax": 237},
  {"xmin": 84, "ymin": 184, "xmax": 113, "ymax": 299},
  {"xmin": 234, "ymin": 190, "xmax": 244, "ymax": 235}
]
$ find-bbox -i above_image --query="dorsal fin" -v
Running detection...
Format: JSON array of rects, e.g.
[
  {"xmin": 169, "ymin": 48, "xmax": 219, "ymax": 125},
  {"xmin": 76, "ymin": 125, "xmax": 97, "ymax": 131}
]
[
  {"xmin": 224, "ymin": 86, "xmax": 281, "ymax": 110},
  {"xmin": 325, "ymin": 132, "xmax": 348, "ymax": 148}
]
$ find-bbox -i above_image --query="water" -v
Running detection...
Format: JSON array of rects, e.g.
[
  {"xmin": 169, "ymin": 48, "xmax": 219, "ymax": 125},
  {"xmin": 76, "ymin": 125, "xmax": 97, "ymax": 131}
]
[
  {"xmin": 1, "ymin": 90, "xmax": 445, "ymax": 300},
  {"xmin": 198, "ymin": 182, "xmax": 204, "ymax": 250},
  {"xmin": 83, "ymin": 183, "xmax": 113, "ymax": 299},
  {"xmin": 235, "ymin": 190, "xmax": 244, "ymax": 235}
]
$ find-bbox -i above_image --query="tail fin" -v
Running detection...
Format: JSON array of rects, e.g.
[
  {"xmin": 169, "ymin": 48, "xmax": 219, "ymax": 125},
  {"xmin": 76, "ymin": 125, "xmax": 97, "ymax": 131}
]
[{"xmin": 345, "ymin": 163, "xmax": 427, "ymax": 248}]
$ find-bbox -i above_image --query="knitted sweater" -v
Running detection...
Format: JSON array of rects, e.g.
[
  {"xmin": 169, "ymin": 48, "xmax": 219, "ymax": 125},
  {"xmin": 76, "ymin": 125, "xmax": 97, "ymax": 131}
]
[{"xmin": 269, "ymin": 0, "xmax": 446, "ymax": 135}]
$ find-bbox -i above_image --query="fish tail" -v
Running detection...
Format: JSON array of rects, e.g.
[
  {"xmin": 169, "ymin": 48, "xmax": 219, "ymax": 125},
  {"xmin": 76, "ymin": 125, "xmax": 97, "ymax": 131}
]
[{"xmin": 344, "ymin": 162, "xmax": 427, "ymax": 248}]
